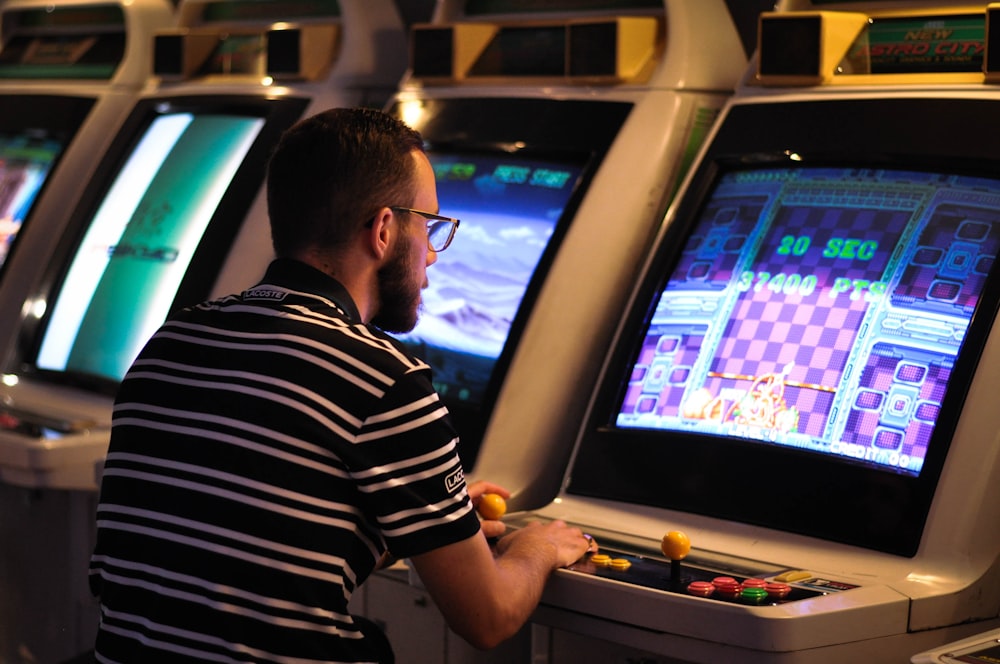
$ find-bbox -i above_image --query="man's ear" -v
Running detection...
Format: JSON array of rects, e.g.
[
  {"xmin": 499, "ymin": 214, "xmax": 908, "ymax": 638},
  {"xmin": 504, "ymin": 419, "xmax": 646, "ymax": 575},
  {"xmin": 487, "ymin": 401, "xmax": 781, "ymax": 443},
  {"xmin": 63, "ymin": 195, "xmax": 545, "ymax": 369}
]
[{"xmin": 368, "ymin": 206, "xmax": 394, "ymax": 260}]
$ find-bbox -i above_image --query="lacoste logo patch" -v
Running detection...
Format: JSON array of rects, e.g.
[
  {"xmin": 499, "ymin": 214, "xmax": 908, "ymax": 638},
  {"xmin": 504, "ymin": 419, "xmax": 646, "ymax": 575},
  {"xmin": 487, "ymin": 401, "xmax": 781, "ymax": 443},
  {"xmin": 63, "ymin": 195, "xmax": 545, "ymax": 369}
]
[
  {"xmin": 445, "ymin": 468, "xmax": 464, "ymax": 493},
  {"xmin": 243, "ymin": 288, "xmax": 287, "ymax": 301}
]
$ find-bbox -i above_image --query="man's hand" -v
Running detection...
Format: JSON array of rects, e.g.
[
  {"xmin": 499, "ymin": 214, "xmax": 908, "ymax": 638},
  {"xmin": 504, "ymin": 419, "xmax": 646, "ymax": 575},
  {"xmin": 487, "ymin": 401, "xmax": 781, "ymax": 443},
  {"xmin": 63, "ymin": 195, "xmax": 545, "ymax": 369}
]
[
  {"xmin": 467, "ymin": 480, "xmax": 510, "ymax": 540},
  {"xmin": 494, "ymin": 519, "xmax": 596, "ymax": 569}
]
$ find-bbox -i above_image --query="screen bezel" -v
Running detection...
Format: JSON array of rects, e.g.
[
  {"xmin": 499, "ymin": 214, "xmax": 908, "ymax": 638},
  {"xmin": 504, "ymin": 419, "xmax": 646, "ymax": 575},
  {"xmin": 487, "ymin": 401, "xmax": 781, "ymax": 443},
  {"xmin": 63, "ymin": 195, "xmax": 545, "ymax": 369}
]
[
  {"xmin": 390, "ymin": 96, "xmax": 632, "ymax": 469},
  {"xmin": 13, "ymin": 94, "xmax": 309, "ymax": 395},
  {"xmin": 566, "ymin": 98, "xmax": 1000, "ymax": 557},
  {"xmin": 0, "ymin": 93, "xmax": 94, "ymax": 281}
]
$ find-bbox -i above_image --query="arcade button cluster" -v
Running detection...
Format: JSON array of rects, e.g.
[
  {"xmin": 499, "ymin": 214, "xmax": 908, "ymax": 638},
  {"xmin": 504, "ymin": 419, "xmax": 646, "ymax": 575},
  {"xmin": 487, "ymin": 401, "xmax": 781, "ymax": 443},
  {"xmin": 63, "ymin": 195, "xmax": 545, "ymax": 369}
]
[
  {"xmin": 685, "ymin": 576, "xmax": 792, "ymax": 604},
  {"xmin": 570, "ymin": 529, "xmax": 827, "ymax": 606},
  {"xmin": 589, "ymin": 554, "xmax": 632, "ymax": 571}
]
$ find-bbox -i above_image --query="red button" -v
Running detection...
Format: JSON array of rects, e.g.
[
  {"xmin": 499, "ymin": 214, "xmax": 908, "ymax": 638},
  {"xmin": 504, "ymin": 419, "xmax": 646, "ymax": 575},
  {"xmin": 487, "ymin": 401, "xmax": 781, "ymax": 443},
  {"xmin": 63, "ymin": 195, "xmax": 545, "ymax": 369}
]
[
  {"xmin": 765, "ymin": 582, "xmax": 791, "ymax": 599},
  {"xmin": 687, "ymin": 581, "xmax": 715, "ymax": 597},
  {"xmin": 712, "ymin": 576, "xmax": 741, "ymax": 595}
]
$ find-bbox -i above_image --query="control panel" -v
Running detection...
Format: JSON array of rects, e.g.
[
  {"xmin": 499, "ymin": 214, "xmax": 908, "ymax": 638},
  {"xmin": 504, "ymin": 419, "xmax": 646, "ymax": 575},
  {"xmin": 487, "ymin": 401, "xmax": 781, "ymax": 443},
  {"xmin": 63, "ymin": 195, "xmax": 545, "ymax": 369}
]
[{"xmin": 564, "ymin": 531, "xmax": 856, "ymax": 606}]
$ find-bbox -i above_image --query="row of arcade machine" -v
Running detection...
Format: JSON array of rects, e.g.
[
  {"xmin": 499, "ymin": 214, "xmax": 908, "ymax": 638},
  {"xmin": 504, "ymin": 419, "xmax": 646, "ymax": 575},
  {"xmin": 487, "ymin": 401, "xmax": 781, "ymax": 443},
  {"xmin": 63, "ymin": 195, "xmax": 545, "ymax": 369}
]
[
  {"xmin": 350, "ymin": 0, "xmax": 752, "ymax": 660},
  {"xmin": 0, "ymin": 0, "xmax": 409, "ymax": 661},
  {"xmin": 3, "ymin": 0, "xmax": 992, "ymax": 662},
  {"xmin": 0, "ymin": 0, "xmax": 760, "ymax": 660},
  {"xmin": 474, "ymin": 0, "xmax": 1000, "ymax": 662},
  {"xmin": 0, "ymin": 0, "xmax": 761, "ymax": 661}
]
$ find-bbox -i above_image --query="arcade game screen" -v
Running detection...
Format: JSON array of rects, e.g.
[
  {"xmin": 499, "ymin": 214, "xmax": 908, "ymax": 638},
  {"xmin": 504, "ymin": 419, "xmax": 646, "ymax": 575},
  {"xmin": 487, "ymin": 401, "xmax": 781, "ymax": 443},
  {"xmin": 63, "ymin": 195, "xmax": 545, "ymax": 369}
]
[
  {"xmin": 568, "ymin": 139, "xmax": 1000, "ymax": 555},
  {"xmin": 23, "ymin": 95, "xmax": 308, "ymax": 389},
  {"xmin": 0, "ymin": 131, "xmax": 66, "ymax": 268},
  {"xmin": 0, "ymin": 94, "xmax": 93, "ymax": 278},
  {"xmin": 35, "ymin": 112, "xmax": 263, "ymax": 383},
  {"xmin": 395, "ymin": 150, "xmax": 585, "ymax": 408},
  {"xmin": 614, "ymin": 166, "xmax": 1000, "ymax": 478}
]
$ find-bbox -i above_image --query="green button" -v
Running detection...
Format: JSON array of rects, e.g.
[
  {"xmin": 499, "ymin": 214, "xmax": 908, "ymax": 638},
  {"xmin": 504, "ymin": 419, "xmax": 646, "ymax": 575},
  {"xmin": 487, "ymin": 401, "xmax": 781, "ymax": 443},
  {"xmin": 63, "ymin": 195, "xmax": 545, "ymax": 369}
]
[{"xmin": 740, "ymin": 587, "xmax": 769, "ymax": 604}]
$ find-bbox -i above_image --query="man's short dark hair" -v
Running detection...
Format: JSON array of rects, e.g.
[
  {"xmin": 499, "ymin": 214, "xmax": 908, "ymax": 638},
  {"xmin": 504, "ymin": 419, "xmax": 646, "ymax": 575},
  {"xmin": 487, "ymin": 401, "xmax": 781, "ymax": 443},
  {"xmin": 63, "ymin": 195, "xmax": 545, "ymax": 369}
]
[{"xmin": 266, "ymin": 107, "xmax": 425, "ymax": 257}]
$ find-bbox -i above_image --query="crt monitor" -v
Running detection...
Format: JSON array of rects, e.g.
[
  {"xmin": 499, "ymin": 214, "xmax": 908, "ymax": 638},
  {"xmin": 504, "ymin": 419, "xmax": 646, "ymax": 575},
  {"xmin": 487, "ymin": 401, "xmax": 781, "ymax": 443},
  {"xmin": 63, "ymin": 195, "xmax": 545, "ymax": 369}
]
[
  {"xmin": 389, "ymin": 96, "xmax": 633, "ymax": 468},
  {"xmin": 17, "ymin": 94, "xmax": 308, "ymax": 393},
  {"xmin": 567, "ymin": 98, "xmax": 1000, "ymax": 557},
  {"xmin": 0, "ymin": 94, "xmax": 93, "ymax": 275}
]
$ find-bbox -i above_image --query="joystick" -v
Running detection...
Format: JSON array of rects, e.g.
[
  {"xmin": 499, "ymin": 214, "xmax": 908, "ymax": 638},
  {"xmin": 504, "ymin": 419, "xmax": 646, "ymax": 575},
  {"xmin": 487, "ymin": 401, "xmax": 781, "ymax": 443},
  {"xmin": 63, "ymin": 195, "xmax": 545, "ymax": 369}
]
[
  {"xmin": 476, "ymin": 493, "xmax": 506, "ymax": 520},
  {"xmin": 660, "ymin": 530, "xmax": 690, "ymax": 588}
]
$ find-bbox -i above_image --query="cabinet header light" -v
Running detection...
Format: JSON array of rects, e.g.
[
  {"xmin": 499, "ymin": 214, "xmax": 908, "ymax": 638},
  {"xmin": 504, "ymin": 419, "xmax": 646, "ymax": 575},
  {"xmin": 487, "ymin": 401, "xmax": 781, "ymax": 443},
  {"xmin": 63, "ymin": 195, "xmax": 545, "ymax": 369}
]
[
  {"xmin": 464, "ymin": 0, "xmax": 660, "ymax": 15},
  {"xmin": 152, "ymin": 0, "xmax": 343, "ymax": 82},
  {"xmin": 409, "ymin": 16, "xmax": 662, "ymax": 85},
  {"xmin": 153, "ymin": 25, "xmax": 340, "ymax": 82},
  {"xmin": 0, "ymin": 3, "xmax": 127, "ymax": 80},
  {"xmin": 757, "ymin": 4, "xmax": 1000, "ymax": 86}
]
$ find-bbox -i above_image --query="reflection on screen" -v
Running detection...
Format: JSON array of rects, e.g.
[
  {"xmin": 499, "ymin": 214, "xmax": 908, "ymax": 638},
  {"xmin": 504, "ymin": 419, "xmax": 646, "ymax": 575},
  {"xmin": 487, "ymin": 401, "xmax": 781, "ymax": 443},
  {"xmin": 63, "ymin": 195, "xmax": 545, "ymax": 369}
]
[
  {"xmin": 616, "ymin": 167, "xmax": 1000, "ymax": 477},
  {"xmin": 36, "ymin": 112, "xmax": 264, "ymax": 382},
  {"xmin": 0, "ymin": 131, "xmax": 64, "ymax": 267},
  {"xmin": 396, "ymin": 151, "xmax": 583, "ymax": 406}
]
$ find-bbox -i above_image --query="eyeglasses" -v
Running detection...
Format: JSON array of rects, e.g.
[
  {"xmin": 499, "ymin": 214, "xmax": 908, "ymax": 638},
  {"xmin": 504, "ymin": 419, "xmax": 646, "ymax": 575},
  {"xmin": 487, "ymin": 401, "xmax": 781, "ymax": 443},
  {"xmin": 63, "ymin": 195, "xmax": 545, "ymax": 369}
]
[{"xmin": 390, "ymin": 206, "xmax": 460, "ymax": 252}]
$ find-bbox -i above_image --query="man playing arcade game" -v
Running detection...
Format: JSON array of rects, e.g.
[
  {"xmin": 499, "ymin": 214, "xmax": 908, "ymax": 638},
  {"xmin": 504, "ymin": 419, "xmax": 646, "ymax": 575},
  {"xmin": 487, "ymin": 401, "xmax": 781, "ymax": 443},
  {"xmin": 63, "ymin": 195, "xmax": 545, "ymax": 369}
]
[{"xmin": 88, "ymin": 107, "xmax": 594, "ymax": 662}]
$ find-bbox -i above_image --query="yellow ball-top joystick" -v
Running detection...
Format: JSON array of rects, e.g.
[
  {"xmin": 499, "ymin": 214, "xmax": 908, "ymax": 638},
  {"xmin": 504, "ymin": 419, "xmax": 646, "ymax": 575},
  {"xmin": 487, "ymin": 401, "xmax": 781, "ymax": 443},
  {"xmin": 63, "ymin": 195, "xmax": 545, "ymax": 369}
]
[
  {"xmin": 661, "ymin": 530, "xmax": 690, "ymax": 587},
  {"xmin": 661, "ymin": 530, "xmax": 691, "ymax": 560},
  {"xmin": 477, "ymin": 493, "xmax": 507, "ymax": 521}
]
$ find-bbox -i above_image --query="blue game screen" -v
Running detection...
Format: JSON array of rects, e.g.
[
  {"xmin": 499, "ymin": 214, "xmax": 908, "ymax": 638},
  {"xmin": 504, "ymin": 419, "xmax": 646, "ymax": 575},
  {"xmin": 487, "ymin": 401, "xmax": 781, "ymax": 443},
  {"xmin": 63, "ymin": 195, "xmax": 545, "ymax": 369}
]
[
  {"xmin": 396, "ymin": 150, "xmax": 584, "ymax": 406},
  {"xmin": 615, "ymin": 167, "xmax": 1000, "ymax": 477}
]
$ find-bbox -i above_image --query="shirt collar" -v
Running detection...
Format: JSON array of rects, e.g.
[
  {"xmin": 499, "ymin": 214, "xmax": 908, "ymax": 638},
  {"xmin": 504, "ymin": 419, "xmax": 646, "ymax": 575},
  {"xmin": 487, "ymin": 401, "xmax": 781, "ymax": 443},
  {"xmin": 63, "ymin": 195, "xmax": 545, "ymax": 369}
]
[{"xmin": 259, "ymin": 258, "xmax": 362, "ymax": 322}]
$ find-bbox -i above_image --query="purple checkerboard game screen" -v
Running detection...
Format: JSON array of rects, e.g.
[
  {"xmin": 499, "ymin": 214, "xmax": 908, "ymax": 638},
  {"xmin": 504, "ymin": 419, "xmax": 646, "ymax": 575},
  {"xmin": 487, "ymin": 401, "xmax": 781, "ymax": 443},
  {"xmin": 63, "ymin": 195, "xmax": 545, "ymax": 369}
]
[{"xmin": 616, "ymin": 168, "xmax": 1000, "ymax": 476}]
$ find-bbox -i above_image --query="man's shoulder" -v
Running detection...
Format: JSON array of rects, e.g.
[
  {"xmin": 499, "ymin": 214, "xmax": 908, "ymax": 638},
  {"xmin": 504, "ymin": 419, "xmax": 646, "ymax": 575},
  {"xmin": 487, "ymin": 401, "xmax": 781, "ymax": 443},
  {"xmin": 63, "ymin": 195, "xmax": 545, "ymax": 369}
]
[
  {"xmin": 165, "ymin": 292, "xmax": 431, "ymax": 378},
  {"xmin": 342, "ymin": 324, "xmax": 431, "ymax": 376}
]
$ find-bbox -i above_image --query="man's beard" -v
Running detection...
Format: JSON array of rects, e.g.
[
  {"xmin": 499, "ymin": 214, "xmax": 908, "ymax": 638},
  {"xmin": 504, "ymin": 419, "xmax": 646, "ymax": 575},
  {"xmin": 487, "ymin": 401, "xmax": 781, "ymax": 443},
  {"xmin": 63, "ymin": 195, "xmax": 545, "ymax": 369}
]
[{"xmin": 371, "ymin": 237, "xmax": 422, "ymax": 333}]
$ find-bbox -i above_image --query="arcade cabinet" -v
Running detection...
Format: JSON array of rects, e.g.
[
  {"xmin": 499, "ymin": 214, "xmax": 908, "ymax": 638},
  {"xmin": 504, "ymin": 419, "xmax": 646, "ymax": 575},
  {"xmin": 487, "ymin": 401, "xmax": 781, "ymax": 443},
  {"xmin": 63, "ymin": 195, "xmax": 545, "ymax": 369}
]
[
  {"xmin": 0, "ymin": 0, "xmax": 408, "ymax": 490},
  {"xmin": 0, "ymin": 1, "xmax": 409, "ymax": 661},
  {"xmin": 354, "ymin": 0, "xmax": 749, "ymax": 660},
  {"xmin": 913, "ymin": 627, "xmax": 1000, "ymax": 663},
  {"xmin": 388, "ymin": 0, "xmax": 747, "ymax": 507},
  {"xmin": 0, "ymin": 2, "xmax": 177, "ymax": 662},
  {"xmin": 0, "ymin": 0, "xmax": 174, "ymax": 364},
  {"xmin": 497, "ymin": 1, "xmax": 1000, "ymax": 662}
]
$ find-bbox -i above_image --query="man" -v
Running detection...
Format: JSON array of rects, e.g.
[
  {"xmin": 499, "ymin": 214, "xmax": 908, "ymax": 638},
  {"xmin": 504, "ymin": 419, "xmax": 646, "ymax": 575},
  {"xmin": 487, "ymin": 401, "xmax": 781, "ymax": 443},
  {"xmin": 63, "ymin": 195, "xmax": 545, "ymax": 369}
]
[{"xmin": 89, "ymin": 107, "xmax": 593, "ymax": 662}]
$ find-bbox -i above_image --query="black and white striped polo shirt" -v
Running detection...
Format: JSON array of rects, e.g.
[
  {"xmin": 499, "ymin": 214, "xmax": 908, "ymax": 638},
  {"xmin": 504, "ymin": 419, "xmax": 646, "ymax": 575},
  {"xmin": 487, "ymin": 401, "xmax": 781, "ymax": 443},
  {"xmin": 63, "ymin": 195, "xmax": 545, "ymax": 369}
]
[{"xmin": 90, "ymin": 259, "xmax": 480, "ymax": 663}]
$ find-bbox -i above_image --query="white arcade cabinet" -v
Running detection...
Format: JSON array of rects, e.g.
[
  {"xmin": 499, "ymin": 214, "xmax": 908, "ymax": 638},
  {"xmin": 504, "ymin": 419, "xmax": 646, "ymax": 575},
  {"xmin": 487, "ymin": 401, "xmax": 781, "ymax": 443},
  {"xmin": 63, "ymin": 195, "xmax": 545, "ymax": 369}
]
[
  {"xmin": 499, "ymin": 1, "xmax": 1000, "ymax": 662},
  {"xmin": 355, "ymin": 0, "xmax": 750, "ymax": 660},
  {"xmin": 0, "ymin": 1, "xmax": 409, "ymax": 662}
]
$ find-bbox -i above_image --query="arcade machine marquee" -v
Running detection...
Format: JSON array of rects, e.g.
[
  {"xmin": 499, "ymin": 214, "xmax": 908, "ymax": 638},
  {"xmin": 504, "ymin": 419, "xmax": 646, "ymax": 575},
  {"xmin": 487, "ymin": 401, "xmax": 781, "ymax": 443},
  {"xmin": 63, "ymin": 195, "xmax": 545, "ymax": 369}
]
[{"xmin": 513, "ymin": 2, "xmax": 1000, "ymax": 662}]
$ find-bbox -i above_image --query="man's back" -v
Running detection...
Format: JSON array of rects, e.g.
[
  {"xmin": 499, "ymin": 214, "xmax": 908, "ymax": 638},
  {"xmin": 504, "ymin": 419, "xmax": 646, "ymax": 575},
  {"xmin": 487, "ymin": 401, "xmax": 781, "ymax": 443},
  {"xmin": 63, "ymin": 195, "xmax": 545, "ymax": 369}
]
[{"xmin": 89, "ymin": 259, "xmax": 480, "ymax": 662}]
